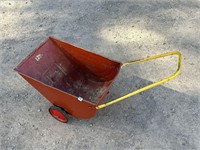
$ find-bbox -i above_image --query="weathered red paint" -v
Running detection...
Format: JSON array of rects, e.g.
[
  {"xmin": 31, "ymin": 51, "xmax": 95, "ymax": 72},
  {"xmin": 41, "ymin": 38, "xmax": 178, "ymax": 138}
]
[{"xmin": 15, "ymin": 37, "xmax": 121, "ymax": 119}]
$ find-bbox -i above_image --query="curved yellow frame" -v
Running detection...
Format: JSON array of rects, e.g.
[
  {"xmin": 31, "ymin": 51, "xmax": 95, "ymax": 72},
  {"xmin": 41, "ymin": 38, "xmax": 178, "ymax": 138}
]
[{"xmin": 96, "ymin": 51, "xmax": 182, "ymax": 109}]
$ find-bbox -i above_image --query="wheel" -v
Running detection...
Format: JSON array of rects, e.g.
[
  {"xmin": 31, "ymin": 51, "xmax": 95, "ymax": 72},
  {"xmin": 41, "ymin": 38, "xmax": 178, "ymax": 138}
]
[{"xmin": 49, "ymin": 106, "xmax": 68, "ymax": 123}]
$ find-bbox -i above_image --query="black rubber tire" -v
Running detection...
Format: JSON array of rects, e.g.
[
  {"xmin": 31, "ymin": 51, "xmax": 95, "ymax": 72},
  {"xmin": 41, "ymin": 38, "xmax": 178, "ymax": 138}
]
[{"xmin": 49, "ymin": 105, "xmax": 68, "ymax": 123}]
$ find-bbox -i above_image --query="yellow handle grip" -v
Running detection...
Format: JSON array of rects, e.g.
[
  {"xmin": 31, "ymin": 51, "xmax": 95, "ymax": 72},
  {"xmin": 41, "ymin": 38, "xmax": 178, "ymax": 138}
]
[{"xmin": 96, "ymin": 51, "xmax": 182, "ymax": 109}]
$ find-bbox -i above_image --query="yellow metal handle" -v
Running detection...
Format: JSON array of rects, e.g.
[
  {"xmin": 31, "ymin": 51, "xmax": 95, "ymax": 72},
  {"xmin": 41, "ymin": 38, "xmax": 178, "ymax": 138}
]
[{"xmin": 96, "ymin": 51, "xmax": 182, "ymax": 109}]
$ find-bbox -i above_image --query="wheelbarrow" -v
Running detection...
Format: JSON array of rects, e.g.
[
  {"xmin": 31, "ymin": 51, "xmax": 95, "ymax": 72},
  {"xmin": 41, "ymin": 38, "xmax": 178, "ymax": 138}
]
[{"xmin": 14, "ymin": 37, "xmax": 182, "ymax": 123}]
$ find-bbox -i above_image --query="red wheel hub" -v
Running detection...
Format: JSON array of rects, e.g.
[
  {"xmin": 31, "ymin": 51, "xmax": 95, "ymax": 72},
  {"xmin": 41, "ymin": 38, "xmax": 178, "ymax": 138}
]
[{"xmin": 49, "ymin": 108, "xmax": 67, "ymax": 123}]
